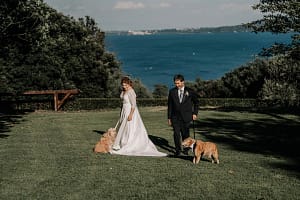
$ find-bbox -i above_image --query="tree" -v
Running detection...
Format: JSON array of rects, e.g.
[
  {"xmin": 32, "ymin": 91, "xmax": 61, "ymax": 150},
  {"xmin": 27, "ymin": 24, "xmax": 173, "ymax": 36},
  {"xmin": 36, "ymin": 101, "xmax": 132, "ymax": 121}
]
[
  {"xmin": 0, "ymin": 0, "xmax": 123, "ymax": 97},
  {"xmin": 132, "ymin": 79, "xmax": 152, "ymax": 98},
  {"xmin": 221, "ymin": 59, "xmax": 267, "ymax": 98},
  {"xmin": 246, "ymin": 1, "xmax": 300, "ymax": 106},
  {"xmin": 258, "ymin": 56, "xmax": 300, "ymax": 106},
  {"xmin": 247, "ymin": 0, "xmax": 300, "ymax": 59},
  {"xmin": 152, "ymin": 84, "xmax": 168, "ymax": 98}
]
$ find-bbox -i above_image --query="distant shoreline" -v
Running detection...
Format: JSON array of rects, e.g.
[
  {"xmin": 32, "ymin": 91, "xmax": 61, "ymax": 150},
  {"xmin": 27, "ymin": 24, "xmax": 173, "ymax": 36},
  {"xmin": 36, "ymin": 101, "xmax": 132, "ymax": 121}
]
[{"xmin": 106, "ymin": 24, "xmax": 251, "ymax": 35}]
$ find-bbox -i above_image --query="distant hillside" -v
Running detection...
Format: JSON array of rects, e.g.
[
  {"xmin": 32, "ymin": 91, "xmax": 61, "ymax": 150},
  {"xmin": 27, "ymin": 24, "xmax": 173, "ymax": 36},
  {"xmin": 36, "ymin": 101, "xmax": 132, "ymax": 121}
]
[{"xmin": 106, "ymin": 24, "xmax": 252, "ymax": 35}]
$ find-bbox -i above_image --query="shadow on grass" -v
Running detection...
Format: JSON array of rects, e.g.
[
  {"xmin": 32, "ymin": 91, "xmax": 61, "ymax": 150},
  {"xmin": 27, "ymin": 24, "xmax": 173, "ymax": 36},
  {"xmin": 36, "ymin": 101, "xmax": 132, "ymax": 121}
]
[
  {"xmin": 167, "ymin": 154, "xmax": 194, "ymax": 162},
  {"xmin": 0, "ymin": 109, "xmax": 32, "ymax": 139},
  {"xmin": 149, "ymin": 135, "xmax": 198, "ymax": 162},
  {"xmin": 193, "ymin": 110, "xmax": 300, "ymax": 176},
  {"xmin": 92, "ymin": 130, "xmax": 106, "ymax": 135},
  {"xmin": 149, "ymin": 135, "xmax": 175, "ymax": 154}
]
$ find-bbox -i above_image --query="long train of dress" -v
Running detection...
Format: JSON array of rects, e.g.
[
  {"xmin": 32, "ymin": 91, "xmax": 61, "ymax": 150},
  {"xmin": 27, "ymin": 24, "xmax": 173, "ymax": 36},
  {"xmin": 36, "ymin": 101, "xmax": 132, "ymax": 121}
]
[{"xmin": 110, "ymin": 89, "xmax": 167, "ymax": 157}]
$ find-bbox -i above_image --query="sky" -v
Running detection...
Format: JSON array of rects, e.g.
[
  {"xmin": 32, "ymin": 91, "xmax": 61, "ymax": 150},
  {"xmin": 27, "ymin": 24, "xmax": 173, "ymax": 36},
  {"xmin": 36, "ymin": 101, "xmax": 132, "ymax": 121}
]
[{"xmin": 44, "ymin": 0, "xmax": 262, "ymax": 31}]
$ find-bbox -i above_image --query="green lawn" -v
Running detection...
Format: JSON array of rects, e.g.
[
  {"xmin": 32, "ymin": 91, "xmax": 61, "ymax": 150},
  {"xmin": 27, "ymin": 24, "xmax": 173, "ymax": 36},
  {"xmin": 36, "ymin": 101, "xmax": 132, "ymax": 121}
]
[{"xmin": 1, "ymin": 107, "xmax": 299, "ymax": 200}]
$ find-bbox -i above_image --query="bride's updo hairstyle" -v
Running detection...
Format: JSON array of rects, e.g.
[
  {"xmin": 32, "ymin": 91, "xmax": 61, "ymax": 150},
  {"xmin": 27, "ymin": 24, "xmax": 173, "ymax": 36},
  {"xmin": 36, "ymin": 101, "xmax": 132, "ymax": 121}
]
[{"xmin": 121, "ymin": 76, "xmax": 133, "ymax": 87}]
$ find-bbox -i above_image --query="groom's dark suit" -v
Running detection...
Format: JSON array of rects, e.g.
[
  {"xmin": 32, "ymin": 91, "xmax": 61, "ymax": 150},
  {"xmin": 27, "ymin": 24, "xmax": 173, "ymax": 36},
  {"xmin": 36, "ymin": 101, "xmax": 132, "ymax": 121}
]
[{"xmin": 168, "ymin": 87, "xmax": 199, "ymax": 155}]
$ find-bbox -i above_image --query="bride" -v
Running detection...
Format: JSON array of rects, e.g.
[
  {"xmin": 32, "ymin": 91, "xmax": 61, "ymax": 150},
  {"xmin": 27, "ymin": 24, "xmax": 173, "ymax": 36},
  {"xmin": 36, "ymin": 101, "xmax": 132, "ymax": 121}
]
[{"xmin": 110, "ymin": 77, "xmax": 167, "ymax": 157}]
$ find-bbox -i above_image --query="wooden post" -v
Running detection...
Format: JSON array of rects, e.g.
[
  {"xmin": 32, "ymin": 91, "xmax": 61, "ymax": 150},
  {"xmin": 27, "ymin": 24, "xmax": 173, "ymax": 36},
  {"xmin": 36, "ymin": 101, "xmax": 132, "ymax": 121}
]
[
  {"xmin": 23, "ymin": 89, "xmax": 80, "ymax": 111},
  {"xmin": 54, "ymin": 92, "xmax": 59, "ymax": 111}
]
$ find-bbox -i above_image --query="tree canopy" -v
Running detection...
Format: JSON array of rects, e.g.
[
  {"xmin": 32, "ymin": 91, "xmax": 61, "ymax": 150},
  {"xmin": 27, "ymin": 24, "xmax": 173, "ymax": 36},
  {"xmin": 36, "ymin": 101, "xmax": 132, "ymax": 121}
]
[
  {"xmin": 247, "ymin": 0, "xmax": 300, "ymax": 59},
  {"xmin": 0, "ymin": 0, "xmax": 123, "ymax": 97}
]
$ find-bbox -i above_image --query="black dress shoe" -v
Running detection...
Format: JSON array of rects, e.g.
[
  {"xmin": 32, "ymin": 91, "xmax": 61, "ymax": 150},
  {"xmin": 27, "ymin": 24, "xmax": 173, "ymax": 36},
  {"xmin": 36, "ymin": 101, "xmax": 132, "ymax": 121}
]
[
  {"xmin": 182, "ymin": 148, "xmax": 189, "ymax": 155},
  {"xmin": 175, "ymin": 151, "xmax": 181, "ymax": 156}
]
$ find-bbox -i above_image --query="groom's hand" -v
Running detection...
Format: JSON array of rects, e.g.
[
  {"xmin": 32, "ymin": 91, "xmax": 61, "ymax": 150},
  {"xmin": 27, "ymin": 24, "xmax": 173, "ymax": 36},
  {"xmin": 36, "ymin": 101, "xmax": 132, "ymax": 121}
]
[
  {"xmin": 192, "ymin": 114, "xmax": 197, "ymax": 121},
  {"xmin": 168, "ymin": 119, "xmax": 172, "ymax": 126}
]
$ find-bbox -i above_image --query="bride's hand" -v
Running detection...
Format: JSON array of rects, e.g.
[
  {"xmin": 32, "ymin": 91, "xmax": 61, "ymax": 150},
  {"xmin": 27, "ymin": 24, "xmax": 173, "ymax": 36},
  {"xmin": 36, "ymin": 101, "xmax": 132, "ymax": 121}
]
[{"xmin": 127, "ymin": 115, "xmax": 133, "ymax": 121}]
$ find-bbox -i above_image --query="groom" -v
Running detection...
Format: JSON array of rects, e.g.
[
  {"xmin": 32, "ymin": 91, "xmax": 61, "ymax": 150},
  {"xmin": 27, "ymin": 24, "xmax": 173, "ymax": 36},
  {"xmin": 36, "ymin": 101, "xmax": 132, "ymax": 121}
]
[{"xmin": 167, "ymin": 74, "xmax": 199, "ymax": 156}]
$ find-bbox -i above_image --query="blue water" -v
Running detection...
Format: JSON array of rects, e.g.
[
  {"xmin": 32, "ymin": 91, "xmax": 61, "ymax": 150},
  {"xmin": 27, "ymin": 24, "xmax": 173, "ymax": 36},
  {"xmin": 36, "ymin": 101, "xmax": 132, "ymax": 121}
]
[{"xmin": 105, "ymin": 32, "xmax": 292, "ymax": 90}]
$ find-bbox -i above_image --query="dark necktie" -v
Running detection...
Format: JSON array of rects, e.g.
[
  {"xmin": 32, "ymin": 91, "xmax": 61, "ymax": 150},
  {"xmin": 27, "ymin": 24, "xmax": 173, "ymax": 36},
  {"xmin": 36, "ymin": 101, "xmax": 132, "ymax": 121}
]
[{"xmin": 179, "ymin": 90, "xmax": 183, "ymax": 103}]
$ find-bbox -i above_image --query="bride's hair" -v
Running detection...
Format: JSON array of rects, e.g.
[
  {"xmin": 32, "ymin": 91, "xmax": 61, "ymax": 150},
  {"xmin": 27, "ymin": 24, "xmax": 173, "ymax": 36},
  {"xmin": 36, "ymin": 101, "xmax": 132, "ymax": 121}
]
[{"xmin": 121, "ymin": 76, "xmax": 133, "ymax": 87}]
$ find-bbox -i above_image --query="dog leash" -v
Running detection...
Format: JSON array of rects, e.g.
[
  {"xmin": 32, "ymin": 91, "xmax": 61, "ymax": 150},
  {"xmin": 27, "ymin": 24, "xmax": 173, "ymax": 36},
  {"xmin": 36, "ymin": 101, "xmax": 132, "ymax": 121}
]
[
  {"xmin": 193, "ymin": 120, "xmax": 196, "ymax": 139},
  {"xmin": 114, "ymin": 120, "xmax": 120, "ymax": 129}
]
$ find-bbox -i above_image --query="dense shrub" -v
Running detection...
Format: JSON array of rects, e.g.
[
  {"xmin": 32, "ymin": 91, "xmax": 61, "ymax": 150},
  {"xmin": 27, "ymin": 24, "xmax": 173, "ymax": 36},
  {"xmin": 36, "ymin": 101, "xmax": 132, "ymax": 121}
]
[{"xmin": 3, "ymin": 98, "xmax": 298, "ymax": 113}]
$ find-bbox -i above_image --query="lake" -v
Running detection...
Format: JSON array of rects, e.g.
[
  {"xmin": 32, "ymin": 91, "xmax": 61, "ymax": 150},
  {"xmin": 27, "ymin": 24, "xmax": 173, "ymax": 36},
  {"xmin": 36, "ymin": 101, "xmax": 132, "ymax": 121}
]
[{"xmin": 105, "ymin": 32, "xmax": 292, "ymax": 90}]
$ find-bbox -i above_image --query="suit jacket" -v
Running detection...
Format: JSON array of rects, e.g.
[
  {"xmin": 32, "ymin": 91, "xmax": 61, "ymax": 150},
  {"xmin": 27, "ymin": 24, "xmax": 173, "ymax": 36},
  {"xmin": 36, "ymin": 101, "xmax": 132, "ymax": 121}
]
[{"xmin": 167, "ymin": 87, "xmax": 199, "ymax": 123}]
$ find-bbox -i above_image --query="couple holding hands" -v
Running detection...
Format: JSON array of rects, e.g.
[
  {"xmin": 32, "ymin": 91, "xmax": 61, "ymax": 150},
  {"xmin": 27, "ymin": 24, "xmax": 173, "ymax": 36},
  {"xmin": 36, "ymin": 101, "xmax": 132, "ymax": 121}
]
[{"xmin": 110, "ymin": 74, "xmax": 199, "ymax": 157}]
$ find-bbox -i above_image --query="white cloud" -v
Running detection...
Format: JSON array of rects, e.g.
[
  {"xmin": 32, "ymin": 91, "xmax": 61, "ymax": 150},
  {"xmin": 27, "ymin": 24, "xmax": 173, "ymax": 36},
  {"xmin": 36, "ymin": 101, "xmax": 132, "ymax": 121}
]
[
  {"xmin": 113, "ymin": 1, "xmax": 145, "ymax": 10},
  {"xmin": 159, "ymin": 2, "xmax": 171, "ymax": 8},
  {"xmin": 219, "ymin": 3, "xmax": 252, "ymax": 12},
  {"xmin": 44, "ymin": 0, "xmax": 262, "ymax": 30}
]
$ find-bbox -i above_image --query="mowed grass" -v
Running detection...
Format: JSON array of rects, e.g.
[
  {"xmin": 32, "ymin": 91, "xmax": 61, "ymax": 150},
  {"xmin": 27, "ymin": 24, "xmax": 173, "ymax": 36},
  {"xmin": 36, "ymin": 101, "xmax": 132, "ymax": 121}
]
[{"xmin": 0, "ymin": 107, "xmax": 299, "ymax": 200}]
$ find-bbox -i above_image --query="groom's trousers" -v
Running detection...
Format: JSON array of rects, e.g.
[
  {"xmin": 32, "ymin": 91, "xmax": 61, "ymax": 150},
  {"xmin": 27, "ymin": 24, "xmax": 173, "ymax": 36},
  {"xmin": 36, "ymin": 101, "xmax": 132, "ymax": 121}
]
[{"xmin": 171, "ymin": 117, "xmax": 191, "ymax": 152}]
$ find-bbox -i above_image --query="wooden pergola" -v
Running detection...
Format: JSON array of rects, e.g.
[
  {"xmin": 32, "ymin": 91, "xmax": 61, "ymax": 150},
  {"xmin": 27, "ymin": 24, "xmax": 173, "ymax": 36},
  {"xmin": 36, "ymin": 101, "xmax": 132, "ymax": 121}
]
[{"xmin": 23, "ymin": 89, "xmax": 80, "ymax": 111}]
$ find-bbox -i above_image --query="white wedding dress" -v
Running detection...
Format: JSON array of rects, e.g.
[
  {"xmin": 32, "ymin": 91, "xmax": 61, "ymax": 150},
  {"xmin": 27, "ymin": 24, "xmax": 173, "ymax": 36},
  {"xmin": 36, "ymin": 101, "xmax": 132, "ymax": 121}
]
[{"xmin": 110, "ymin": 89, "xmax": 167, "ymax": 157}]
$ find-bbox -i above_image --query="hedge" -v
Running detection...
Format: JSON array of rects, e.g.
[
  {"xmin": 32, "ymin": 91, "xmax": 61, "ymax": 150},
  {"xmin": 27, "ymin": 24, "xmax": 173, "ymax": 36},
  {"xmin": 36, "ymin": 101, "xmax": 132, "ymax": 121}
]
[{"xmin": 0, "ymin": 97, "xmax": 290, "ymax": 112}]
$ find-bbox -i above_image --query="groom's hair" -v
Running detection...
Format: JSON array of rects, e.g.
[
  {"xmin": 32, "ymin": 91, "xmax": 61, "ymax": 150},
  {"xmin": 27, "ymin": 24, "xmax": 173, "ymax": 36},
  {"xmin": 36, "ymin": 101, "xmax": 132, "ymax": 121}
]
[{"xmin": 173, "ymin": 74, "xmax": 184, "ymax": 82}]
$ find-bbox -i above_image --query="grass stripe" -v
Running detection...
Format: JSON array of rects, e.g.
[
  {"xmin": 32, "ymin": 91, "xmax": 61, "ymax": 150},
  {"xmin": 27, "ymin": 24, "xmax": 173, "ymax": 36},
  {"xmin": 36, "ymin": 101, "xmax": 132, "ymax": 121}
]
[{"xmin": 1, "ymin": 108, "xmax": 299, "ymax": 199}]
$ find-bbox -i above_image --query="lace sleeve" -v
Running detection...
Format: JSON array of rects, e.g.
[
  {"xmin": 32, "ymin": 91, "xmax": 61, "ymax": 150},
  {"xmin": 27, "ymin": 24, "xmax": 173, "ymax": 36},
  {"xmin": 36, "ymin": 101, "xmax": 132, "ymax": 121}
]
[{"xmin": 128, "ymin": 89, "xmax": 137, "ymax": 108}]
